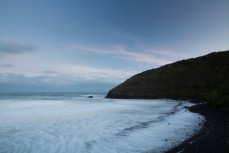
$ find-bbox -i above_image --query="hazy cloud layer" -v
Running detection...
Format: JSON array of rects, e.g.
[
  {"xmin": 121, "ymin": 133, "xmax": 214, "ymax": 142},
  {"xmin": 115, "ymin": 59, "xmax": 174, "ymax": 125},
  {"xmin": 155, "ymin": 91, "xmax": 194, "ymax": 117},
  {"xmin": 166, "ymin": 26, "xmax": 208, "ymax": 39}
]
[
  {"xmin": 0, "ymin": 42, "xmax": 37, "ymax": 56},
  {"xmin": 0, "ymin": 64, "xmax": 13, "ymax": 67},
  {"xmin": 70, "ymin": 44, "xmax": 172, "ymax": 65},
  {"xmin": 0, "ymin": 73, "xmax": 116, "ymax": 92},
  {"xmin": 0, "ymin": 64, "xmax": 137, "ymax": 85},
  {"xmin": 0, "ymin": 72, "xmax": 119, "ymax": 92}
]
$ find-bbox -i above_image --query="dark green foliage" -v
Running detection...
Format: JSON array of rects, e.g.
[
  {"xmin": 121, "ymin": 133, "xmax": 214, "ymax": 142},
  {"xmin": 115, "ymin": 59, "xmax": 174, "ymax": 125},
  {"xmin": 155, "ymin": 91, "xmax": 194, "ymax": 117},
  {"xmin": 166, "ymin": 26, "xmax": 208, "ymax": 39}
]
[
  {"xmin": 106, "ymin": 51, "xmax": 229, "ymax": 108},
  {"xmin": 228, "ymin": 117, "xmax": 229, "ymax": 152}
]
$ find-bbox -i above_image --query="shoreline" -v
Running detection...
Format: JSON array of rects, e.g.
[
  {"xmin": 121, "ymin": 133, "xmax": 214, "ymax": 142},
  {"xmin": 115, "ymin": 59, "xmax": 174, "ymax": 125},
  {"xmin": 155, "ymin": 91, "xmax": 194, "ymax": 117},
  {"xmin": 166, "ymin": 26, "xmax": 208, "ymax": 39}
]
[{"xmin": 165, "ymin": 103, "xmax": 228, "ymax": 153}]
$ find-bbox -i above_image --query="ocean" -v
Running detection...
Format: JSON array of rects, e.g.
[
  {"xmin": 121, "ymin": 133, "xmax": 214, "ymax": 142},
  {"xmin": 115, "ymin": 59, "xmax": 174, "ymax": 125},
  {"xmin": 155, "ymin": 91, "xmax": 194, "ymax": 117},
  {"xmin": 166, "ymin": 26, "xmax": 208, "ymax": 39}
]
[{"xmin": 0, "ymin": 92, "xmax": 204, "ymax": 153}]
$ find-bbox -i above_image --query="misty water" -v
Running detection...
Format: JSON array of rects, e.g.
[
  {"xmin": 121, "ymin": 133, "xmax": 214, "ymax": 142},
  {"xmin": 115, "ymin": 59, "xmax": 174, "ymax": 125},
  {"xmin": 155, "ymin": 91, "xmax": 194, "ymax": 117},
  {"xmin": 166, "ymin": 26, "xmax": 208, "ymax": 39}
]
[{"xmin": 0, "ymin": 93, "xmax": 204, "ymax": 153}]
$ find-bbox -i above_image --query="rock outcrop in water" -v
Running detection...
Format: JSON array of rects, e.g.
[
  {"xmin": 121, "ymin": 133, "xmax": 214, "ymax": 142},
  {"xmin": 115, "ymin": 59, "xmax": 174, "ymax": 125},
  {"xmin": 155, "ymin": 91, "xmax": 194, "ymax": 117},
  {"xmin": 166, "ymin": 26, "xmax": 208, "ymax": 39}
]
[
  {"xmin": 87, "ymin": 95, "xmax": 93, "ymax": 98},
  {"xmin": 106, "ymin": 51, "xmax": 229, "ymax": 107}
]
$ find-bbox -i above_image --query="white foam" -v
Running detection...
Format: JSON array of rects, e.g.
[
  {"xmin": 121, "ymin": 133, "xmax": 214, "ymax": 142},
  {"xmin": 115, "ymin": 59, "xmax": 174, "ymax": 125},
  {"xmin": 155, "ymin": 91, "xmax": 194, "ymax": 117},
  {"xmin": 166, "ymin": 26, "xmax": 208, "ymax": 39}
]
[{"xmin": 0, "ymin": 96, "xmax": 204, "ymax": 153}]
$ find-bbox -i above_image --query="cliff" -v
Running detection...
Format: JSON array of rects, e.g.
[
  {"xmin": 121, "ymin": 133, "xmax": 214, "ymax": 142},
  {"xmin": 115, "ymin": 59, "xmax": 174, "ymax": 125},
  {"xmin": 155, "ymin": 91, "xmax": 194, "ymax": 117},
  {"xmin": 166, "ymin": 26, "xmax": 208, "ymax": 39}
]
[{"xmin": 106, "ymin": 51, "xmax": 229, "ymax": 107}]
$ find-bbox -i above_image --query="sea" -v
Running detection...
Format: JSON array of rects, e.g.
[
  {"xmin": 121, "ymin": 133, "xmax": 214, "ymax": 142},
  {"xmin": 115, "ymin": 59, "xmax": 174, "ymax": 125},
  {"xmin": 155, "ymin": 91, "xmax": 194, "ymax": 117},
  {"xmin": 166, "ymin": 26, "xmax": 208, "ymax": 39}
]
[{"xmin": 0, "ymin": 92, "xmax": 204, "ymax": 153}]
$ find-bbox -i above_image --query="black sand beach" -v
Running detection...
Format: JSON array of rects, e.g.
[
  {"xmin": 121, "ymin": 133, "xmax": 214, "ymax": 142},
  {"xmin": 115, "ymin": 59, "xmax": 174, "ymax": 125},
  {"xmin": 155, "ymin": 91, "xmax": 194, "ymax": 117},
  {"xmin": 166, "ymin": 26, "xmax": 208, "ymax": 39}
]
[{"xmin": 166, "ymin": 103, "xmax": 228, "ymax": 153}]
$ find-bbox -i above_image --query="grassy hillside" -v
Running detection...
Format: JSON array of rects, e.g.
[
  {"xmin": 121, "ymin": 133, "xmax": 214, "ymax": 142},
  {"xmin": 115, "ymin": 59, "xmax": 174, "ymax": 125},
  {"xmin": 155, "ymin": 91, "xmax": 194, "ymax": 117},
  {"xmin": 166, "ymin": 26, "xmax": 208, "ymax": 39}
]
[{"xmin": 106, "ymin": 51, "xmax": 229, "ymax": 108}]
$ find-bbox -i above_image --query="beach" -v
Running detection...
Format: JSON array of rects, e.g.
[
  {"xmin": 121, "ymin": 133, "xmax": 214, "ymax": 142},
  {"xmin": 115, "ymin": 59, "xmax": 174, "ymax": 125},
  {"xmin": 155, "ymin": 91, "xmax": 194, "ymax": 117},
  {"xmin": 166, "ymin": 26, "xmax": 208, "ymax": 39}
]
[{"xmin": 166, "ymin": 103, "xmax": 228, "ymax": 153}]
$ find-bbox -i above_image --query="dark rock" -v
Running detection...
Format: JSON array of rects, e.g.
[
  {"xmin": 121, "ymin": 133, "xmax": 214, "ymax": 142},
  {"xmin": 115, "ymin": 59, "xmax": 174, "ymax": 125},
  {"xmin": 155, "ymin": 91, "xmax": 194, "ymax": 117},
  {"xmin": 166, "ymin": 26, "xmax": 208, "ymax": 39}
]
[
  {"xmin": 88, "ymin": 96, "xmax": 93, "ymax": 98},
  {"xmin": 106, "ymin": 51, "xmax": 229, "ymax": 108}
]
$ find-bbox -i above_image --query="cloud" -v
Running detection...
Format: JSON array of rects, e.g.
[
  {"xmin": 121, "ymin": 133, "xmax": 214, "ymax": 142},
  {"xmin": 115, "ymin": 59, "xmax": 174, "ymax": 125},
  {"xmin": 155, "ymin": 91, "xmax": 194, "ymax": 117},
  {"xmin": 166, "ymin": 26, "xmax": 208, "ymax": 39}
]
[
  {"xmin": 70, "ymin": 44, "xmax": 171, "ymax": 65},
  {"xmin": 0, "ymin": 73, "xmax": 116, "ymax": 92},
  {"xmin": 0, "ymin": 42, "xmax": 37, "ymax": 57},
  {"xmin": 117, "ymin": 50, "xmax": 170, "ymax": 65},
  {"xmin": 0, "ymin": 63, "xmax": 138, "ymax": 86},
  {"xmin": 0, "ymin": 64, "xmax": 13, "ymax": 67},
  {"xmin": 146, "ymin": 48, "xmax": 197, "ymax": 60},
  {"xmin": 53, "ymin": 64, "xmax": 138, "ymax": 81},
  {"xmin": 42, "ymin": 64, "xmax": 138, "ymax": 85}
]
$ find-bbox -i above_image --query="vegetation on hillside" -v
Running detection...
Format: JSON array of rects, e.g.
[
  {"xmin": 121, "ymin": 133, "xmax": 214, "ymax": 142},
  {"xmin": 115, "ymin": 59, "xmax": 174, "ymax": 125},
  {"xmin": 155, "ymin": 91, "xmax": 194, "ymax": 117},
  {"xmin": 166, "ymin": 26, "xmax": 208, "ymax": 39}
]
[{"xmin": 106, "ymin": 51, "xmax": 229, "ymax": 108}]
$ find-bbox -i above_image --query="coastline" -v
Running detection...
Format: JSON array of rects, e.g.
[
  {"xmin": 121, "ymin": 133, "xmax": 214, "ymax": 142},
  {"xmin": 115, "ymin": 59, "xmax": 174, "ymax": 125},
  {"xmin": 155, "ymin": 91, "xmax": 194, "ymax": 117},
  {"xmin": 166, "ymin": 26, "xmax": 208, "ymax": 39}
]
[{"xmin": 165, "ymin": 103, "xmax": 228, "ymax": 153}]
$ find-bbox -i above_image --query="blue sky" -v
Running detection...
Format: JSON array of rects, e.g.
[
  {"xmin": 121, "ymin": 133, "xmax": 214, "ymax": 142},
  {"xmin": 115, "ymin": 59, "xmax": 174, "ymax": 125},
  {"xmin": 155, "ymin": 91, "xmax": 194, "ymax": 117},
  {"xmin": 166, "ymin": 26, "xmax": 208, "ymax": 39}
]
[{"xmin": 0, "ymin": 0, "xmax": 229, "ymax": 92}]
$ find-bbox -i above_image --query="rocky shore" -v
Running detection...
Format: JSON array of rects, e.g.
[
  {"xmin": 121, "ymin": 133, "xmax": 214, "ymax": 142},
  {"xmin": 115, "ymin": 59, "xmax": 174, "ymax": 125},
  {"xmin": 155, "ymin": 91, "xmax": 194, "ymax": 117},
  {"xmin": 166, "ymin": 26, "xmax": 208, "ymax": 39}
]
[{"xmin": 165, "ymin": 103, "xmax": 228, "ymax": 153}]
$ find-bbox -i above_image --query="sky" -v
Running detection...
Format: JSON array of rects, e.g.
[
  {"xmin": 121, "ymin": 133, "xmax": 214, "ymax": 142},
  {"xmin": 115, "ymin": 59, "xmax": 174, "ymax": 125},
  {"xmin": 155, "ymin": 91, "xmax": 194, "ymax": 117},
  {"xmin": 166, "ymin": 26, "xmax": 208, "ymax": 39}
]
[{"xmin": 0, "ymin": 0, "xmax": 229, "ymax": 92}]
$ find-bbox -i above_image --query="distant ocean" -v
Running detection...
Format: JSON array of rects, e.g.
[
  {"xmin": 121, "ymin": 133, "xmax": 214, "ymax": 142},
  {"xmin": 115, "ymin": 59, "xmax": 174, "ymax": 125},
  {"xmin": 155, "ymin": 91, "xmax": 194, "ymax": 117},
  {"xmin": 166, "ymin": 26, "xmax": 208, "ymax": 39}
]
[{"xmin": 0, "ymin": 92, "xmax": 204, "ymax": 153}]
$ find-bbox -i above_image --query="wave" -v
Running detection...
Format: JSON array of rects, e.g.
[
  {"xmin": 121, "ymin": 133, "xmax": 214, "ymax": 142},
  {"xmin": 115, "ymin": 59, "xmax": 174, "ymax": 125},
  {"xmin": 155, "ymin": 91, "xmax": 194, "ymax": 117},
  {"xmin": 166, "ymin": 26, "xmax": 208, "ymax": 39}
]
[{"xmin": 0, "ymin": 95, "xmax": 204, "ymax": 153}]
